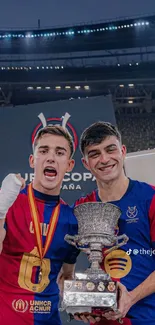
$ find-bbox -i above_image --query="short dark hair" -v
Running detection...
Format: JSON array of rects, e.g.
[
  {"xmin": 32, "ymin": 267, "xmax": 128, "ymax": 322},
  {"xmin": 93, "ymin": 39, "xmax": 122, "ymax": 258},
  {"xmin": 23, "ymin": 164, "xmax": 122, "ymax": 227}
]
[
  {"xmin": 80, "ymin": 121, "xmax": 121, "ymax": 155},
  {"xmin": 33, "ymin": 125, "xmax": 74, "ymax": 157}
]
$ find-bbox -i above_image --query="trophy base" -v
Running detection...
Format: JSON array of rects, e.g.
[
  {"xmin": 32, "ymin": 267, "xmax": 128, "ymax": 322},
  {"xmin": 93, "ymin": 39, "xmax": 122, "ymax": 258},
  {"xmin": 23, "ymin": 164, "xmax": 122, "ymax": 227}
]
[{"xmin": 61, "ymin": 278, "xmax": 118, "ymax": 316}]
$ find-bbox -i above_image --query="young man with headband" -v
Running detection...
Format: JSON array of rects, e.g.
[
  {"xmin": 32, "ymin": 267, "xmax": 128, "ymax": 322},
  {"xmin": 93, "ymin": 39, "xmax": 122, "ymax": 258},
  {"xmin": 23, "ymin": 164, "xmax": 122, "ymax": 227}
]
[{"xmin": 0, "ymin": 125, "xmax": 79, "ymax": 325}]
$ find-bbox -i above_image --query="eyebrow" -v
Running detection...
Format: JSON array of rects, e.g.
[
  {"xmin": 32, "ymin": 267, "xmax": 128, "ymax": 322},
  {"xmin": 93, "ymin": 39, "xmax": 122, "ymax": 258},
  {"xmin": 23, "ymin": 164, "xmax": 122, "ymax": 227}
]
[
  {"xmin": 87, "ymin": 144, "xmax": 117, "ymax": 156},
  {"xmin": 38, "ymin": 145, "xmax": 67, "ymax": 152},
  {"xmin": 38, "ymin": 145, "xmax": 49, "ymax": 150}
]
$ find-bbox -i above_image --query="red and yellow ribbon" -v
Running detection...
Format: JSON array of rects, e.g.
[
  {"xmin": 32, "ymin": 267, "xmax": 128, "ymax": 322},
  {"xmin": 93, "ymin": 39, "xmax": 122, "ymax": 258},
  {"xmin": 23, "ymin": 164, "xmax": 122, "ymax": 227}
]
[{"xmin": 28, "ymin": 183, "xmax": 60, "ymax": 260}]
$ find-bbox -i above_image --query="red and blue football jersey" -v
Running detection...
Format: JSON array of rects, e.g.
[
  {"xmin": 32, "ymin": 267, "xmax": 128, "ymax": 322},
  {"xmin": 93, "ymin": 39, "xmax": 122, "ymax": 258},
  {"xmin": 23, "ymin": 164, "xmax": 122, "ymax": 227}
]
[
  {"xmin": 0, "ymin": 186, "xmax": 79, "ymax": 325},
  {"xmin": 75, "ymin": 179, "xmax": 155, "ymax": 325}
]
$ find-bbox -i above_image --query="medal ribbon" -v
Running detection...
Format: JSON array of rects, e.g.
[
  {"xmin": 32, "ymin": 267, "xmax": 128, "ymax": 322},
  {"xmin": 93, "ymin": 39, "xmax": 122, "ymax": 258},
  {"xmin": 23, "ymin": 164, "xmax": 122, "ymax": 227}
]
[{"xmin": 28, "ymin": 183, "xmax": 60, "ymax": 260}]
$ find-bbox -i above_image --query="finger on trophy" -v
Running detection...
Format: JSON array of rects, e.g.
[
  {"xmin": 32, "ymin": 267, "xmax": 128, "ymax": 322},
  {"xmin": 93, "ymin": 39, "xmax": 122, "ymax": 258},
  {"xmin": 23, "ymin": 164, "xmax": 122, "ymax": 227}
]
[{"xmin": 74, "ymin": 313, "xmax": 89, "ymax": 323}]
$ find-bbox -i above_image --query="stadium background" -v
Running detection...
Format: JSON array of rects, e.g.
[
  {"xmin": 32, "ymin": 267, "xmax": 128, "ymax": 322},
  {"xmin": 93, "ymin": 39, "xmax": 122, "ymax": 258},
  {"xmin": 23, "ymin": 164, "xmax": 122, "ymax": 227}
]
[{"xmin": 0, "ymin": 13, "xmax": 155, "ymax": 324}]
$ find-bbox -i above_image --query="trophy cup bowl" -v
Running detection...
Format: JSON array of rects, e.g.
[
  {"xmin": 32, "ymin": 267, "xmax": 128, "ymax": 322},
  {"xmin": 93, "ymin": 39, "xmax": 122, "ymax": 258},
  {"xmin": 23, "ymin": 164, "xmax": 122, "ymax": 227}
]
[{"xmin": 61, "ymin": 202, "xmax": 128, "ymax": 321}]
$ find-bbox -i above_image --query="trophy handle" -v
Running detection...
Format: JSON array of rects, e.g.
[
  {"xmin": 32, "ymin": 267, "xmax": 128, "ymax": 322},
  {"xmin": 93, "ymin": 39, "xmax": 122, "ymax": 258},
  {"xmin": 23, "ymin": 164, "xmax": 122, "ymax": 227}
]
[
  {"xmin": 64, "ymin": 234, "xmax": 91, "ymax": 253},
  {"xmin": 104, "ymin": 234, "xmax": 129, "ymax": 254}
]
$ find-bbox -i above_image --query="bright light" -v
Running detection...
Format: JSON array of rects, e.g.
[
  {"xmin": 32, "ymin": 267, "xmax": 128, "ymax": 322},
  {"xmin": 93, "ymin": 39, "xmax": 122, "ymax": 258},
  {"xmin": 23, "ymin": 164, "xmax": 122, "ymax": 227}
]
[
  {"xmin": 119, "ymin": 84, "xmax": 124, "ymax": 88},
  {"xmin": 55, "ymin": 86, "xmax": 61, "ymax": 90},
  {"xmin": 27, "ymin": 87, "xmax": 33, "ymax": 90},
  {"xmin": 45, "ymin": 87, "xmax": 50, "ymax": 89},
  {"xmin": 36, "ymin": 86, "xmax": 42, "ymax": 90},
  {"xmin": 128, "ymin": 84, "xmax": 134, "ymax": 87},
  {"xmin": 84, "ymin": 85, "xmax": 90, "ymax": 90},
  {"xmin": 136, "ymin": 62, "xmax": 139, "ymax": 66},
  {"xmin": 65, "ymin": 86, "xmax": 71, "ymax": 89},
  {"xmin": 128, "ymin": 100, "xmax": 133, "ymax": 104},
  {"xmin": 75, "ymin": 86, "xmax": 81, "ymax": 90}
]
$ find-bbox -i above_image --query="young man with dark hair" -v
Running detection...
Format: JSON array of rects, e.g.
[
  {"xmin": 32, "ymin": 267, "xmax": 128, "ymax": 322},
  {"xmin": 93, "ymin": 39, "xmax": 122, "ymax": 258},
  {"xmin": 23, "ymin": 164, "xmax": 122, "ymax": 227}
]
[
  {"xmin": 0, "ymin": 125, "xmax": 79, "ymax": 325},
  {"xmin": 74, "ymin": 121, "xmax": 155, "ymax": 325}
]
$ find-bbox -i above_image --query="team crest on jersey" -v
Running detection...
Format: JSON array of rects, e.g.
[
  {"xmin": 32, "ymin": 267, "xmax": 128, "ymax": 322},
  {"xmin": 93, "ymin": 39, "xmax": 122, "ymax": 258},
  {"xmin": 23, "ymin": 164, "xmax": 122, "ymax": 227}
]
[
  {"xmin": 126, "ymin": 206, "xmax": 138, "ymax": 218},
  {"xmin": 12, "ymin": 299, "xmax": 28, "ymax": 313}
]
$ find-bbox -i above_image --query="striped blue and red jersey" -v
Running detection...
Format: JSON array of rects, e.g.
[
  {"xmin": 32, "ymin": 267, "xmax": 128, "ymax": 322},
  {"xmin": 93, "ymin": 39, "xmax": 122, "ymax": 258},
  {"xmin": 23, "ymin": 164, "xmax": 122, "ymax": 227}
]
[
  {"xmin": 75, "ymin": 179, "xmax": 155, "ymax": 325},
  {"xmin": 0, "ymin": 186, "xmax": 79, "ymax": 325}
]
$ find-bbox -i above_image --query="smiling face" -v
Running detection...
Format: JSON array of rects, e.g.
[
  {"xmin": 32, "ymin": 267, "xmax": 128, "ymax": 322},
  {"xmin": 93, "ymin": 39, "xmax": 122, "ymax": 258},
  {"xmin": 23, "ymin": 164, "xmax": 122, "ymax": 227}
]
[
  {"xmin": 29, "ymin": 133, "xmax": 75, "ymax": 195},
  {"xmin": 82, "ymin": 136, "xmax": 126, "ymax": 184}
]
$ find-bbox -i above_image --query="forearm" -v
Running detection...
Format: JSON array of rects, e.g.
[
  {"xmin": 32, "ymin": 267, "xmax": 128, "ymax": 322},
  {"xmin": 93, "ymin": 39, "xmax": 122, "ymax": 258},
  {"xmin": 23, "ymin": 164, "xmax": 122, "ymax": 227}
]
[{"xmin": 130, "ymin": 271, "xmax": 155, "ymax": 305}]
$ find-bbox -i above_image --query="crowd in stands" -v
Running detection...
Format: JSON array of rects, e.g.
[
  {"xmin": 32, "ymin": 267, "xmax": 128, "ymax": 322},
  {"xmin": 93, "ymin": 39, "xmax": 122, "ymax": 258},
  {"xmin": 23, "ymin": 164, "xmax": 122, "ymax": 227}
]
[{"xmin": 116, "ymin": 112, "xmax": 155, "ymax": 152}]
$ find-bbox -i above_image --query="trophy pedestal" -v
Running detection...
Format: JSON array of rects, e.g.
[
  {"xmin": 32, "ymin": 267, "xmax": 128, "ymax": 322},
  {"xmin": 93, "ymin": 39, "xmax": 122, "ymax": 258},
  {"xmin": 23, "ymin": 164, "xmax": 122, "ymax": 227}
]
[{"xmin": 61, "ymin": 275, "xmax": 118, "ymax": 317}]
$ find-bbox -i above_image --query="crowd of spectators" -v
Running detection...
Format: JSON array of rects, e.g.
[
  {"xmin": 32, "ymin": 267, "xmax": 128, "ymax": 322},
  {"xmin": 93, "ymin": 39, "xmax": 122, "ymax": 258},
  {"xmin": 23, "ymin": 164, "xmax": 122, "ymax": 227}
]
[{"xmin": 116, "ymin": 112, "xmax": 155, "ymax": 152}]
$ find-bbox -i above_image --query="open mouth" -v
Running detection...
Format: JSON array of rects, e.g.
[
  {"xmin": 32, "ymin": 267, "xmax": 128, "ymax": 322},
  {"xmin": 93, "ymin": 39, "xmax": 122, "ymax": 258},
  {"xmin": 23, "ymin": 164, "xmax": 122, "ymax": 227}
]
[{"xmin": 44, "ymin": 167, "xmax": 57, "ymax": 179}]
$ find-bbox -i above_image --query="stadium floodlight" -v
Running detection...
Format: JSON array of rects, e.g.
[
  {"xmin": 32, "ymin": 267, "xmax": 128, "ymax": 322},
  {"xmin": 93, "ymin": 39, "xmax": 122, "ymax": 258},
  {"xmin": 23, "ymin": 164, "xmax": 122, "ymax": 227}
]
[
  {"xmin": 128, "ymin": 84, "xmax": 134, "ymax": 87},
  {"xmin": 119, "ymin": 85, "xmax": 124, "ymax": 88},
  {"xmin": 65, "ymin": 86, "xmax": 71, "ymax": 89},
  {"xmin": 136, "ymin": 63, "xmax": 139, "ymax": 66},
  {"xmin": 36, "ymin": 87, "xmax": 42, "ymax": 90},
  {"xmin": 55, "ymin": 86, "xmax": 61, "ymax": 90},
  {"xmin": 75, "ymin": 86, "xmax": 81, "ymax": 90},
  {"xmin": 45, "ymin": 87, "xmax": 51, "ymax": 90},
  {"xmin": 128, "ymin": 100, "xmax": 133, "ymax": 104},
  {"xmin": 84, "ymin": 85, "xmax": 90, "ymax": 90},
  {"xmin": 27, "ymin": 87, "xmax": 33, "ymax": 90}
]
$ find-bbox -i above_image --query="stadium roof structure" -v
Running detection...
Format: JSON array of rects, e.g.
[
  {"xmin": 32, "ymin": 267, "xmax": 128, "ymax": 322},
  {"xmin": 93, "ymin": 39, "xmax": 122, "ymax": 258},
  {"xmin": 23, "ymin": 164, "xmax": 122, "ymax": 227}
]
[{"xmin": 0, "ymin": 15, "xmax": 155, "ymax": 54}]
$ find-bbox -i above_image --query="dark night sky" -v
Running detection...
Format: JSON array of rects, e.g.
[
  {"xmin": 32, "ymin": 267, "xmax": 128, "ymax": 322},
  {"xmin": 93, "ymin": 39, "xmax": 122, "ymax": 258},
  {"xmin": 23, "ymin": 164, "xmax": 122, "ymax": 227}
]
[{"xmin": 0, "ymin": 0, "xmax": 155, "ymax": 29}]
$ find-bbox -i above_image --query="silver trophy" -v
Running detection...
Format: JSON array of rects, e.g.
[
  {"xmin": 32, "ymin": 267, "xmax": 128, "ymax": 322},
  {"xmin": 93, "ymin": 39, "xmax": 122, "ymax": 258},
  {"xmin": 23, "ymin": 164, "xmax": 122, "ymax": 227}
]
[{"xmin": 61, "ymin": 202, "xmax": 128, "ymax": 320}]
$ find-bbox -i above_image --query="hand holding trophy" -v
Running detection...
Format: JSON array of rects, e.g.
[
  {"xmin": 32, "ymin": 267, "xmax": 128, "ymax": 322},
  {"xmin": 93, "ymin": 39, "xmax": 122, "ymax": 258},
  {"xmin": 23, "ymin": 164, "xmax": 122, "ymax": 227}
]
[{"xmin": 60, "ymin": 202, "xmax": 128, "ymax": 323}]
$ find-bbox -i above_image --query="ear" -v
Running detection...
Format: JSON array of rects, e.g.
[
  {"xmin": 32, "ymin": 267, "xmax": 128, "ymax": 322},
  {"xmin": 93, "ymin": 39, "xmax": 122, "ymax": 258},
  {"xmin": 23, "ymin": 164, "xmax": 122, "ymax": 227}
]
[
  {"xmin": 122, "ymin": 144, "xmax": 127, "ymax": 159},
  {"xmin": 66, "ymin": 159, "xmax": 75, "ymax": 172},
  {"xmin": 29, "ymin": 154, "xmax": 34, "ymax": 169},
  {"xmin": 122, "ymin": 144, "xmax": 127, "ymax": 154},
  {"xmin": 81, "ymin": 157, "xmax": 91, "ymax": 171}
]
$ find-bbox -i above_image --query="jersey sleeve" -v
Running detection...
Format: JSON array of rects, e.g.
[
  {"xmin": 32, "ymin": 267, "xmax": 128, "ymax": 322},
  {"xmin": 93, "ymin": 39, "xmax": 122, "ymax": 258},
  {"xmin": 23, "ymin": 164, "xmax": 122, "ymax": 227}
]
[
  {"xmin": 148, "ymin": 191, "xmax": 155, "ymax": 249},
  {"xmin": 3, "ymin": 205, "xmax": 14, "ymax": 231}
]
